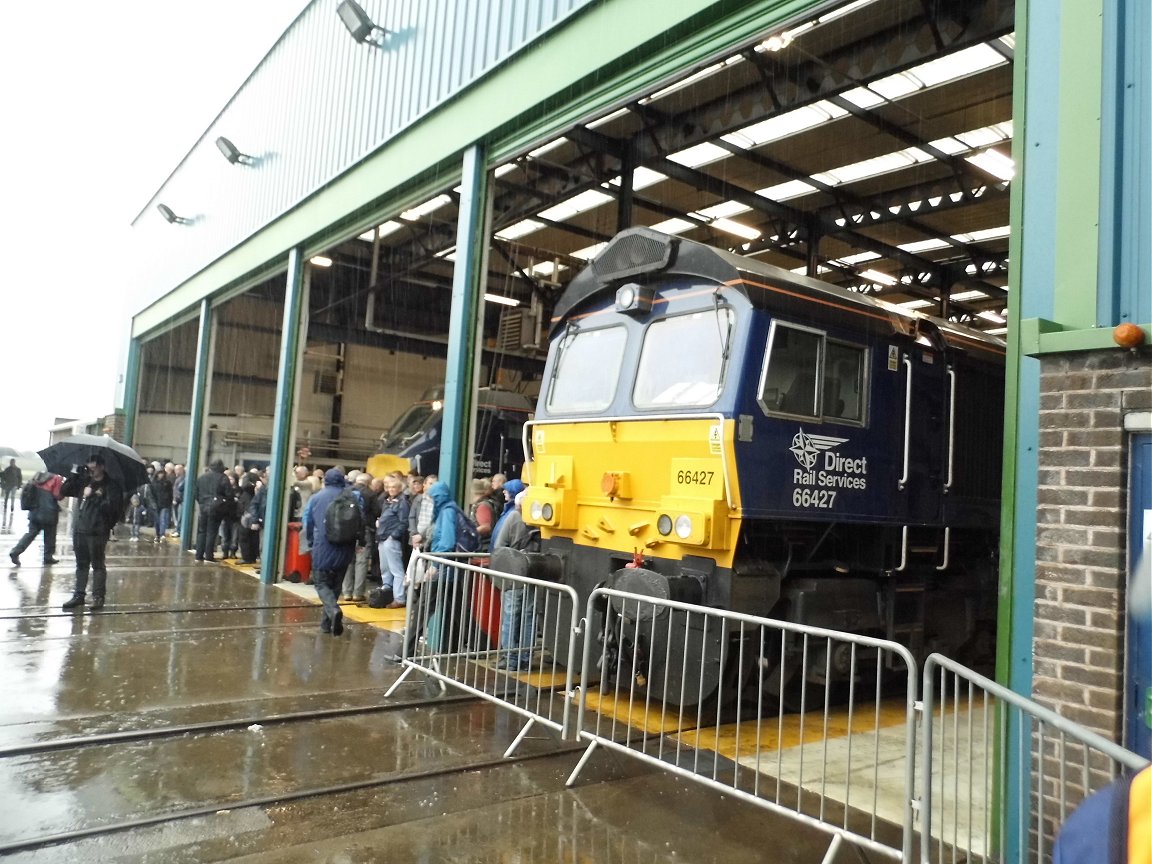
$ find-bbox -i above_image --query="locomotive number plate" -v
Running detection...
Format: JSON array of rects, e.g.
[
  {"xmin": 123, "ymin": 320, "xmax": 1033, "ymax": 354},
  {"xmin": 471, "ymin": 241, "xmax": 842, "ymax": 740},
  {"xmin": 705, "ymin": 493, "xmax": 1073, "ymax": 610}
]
[{"xmin": 670, "ymin": 459, "xmax": 723, "ymax": 494}]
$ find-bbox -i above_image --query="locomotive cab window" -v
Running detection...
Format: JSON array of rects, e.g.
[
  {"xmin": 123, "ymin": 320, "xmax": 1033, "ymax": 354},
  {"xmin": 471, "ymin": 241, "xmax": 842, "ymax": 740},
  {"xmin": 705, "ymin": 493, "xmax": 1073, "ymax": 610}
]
[
  {"xmin": 758, "ymin": 321, "xmax": 866, "ymax": 424},
  {"xmin": 633, "ymin": 307, "xmax": 734, "ymax": 409},
  {"xmin": 546, "ymin": 325, "xmax": 627, "ymax": 413}
]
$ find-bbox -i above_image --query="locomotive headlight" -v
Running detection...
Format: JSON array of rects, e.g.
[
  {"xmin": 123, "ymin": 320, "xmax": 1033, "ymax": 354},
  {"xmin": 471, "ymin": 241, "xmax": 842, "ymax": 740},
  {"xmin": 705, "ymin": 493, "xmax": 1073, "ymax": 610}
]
[
  {"xmin": 657, "ymin": 514, "xmax": 673, "ymax": 536},
  {"xmin": 541, "ymin": 503, "xmax": 554, "ymax": 522},
  {"xmin": 674, "ymin": 515, "xmax": 694, "ymax": 539},
  {"xmin": 530, "ymin": 501, "xmax": 544, "ymax": 521}
]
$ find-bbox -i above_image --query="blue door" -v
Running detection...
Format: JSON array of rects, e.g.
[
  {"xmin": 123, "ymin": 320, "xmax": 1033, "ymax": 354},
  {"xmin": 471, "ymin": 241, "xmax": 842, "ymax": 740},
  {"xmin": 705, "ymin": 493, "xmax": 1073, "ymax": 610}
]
[{"xmin": 1128, "ymin": 433, "xmax": 1151, "ymax": 758}]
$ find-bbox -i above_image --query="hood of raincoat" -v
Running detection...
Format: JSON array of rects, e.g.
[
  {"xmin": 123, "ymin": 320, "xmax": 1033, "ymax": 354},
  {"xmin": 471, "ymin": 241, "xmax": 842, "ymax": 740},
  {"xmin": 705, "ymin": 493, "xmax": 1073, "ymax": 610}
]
[
  {"xmin": 427, "ymin": 481, "xmax": 454, "ymax": 508},
  {"xmin": 501, "ymin": 479, "xmax": 525, "ymax": 501}
]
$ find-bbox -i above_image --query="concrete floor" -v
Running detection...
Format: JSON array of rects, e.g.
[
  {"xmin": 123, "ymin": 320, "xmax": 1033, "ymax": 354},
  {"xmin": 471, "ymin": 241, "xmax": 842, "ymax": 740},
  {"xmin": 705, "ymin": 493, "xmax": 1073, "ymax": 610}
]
[{"xmin": 0, "ymin": 515, "xmax": 886, "ymax": 862}]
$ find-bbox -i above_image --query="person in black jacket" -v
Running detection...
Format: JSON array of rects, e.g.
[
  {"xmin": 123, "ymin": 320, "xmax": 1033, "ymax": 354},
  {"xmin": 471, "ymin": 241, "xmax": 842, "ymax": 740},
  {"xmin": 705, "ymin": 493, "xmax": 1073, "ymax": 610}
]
[
  {"xmin": 149, "ymin": 469, "xmax": 174, "ymax": 543},
  {"xmin": 59, "ymin": 454, "xmax": 124, "ymax": 611},
  {"xmin": 9, "ymin": 472, "xmax": 62, "ymax": 567},
  {"xmin": 194, "ymin": 460, "xmax": 232, "ymax": 562}
]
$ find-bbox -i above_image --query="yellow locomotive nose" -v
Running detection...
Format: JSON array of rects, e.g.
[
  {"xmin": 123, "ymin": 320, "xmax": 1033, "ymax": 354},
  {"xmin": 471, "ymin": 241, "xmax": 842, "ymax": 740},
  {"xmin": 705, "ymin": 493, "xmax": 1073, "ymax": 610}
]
[{"xmin": 522, "ymin": 418, "xmax": 740, "ymax": 567}]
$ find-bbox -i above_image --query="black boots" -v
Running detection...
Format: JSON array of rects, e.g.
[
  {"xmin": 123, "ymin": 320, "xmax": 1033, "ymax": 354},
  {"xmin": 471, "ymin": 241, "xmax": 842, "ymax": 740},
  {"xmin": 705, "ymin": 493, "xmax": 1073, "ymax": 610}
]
[
  {"xmin": 62, "ymin": 593, "xmax": 86, "ymax": 610},
  {"xmin": 89, "ymin": 596, "xmax": 105, "ymax": 611}
]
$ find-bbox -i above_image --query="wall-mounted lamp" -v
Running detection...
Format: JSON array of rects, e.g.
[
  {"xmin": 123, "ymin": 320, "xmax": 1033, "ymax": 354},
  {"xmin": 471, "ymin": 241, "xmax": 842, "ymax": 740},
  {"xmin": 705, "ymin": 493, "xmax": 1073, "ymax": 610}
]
[
  {"xmin": 309, "ymin": 256, "xmax": 333, "ymax": 268},
  {"xmin": 337, "ymin": 0, "xmax": 389, "ymax": 46},
  {"xmin": 156, "ymin": 204, "xmax": 190, "ymax": 225},
  {"xmin": 215, "ymin": 136, "xmax": 254, "ymax": 165}
]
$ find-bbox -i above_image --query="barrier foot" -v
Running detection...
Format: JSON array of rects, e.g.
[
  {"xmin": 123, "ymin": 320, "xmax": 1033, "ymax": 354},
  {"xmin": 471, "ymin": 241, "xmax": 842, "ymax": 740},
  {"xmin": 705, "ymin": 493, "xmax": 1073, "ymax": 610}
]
[
  {"xmin": 384, "ymin": 663, "xmax": 415, "ymax": 699},
  {"xmin": 504, "ymin": 717, "xmax": 536, "ymax": 758},
  {"xmin": 565, "ymin": 740, "xmax": 599, "ymax": 787}
]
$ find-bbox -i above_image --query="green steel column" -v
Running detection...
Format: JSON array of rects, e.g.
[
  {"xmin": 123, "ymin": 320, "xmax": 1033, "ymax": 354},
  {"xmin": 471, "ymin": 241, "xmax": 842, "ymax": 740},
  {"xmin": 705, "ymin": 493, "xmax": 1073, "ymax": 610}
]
[
  {"xmin": 261, "ymin": 248, "xmax": 307, "ymax": 584},
  {"xmin": 181, "ymin": 299, "xmax": 215, "ymax": 548},
  {"xmin": 121, "ymin": 337, "xmax": 142, "ymax": 447},
  {"xmin": 440, "ymin": 145, "xmax": 491, "ymax": 500}
]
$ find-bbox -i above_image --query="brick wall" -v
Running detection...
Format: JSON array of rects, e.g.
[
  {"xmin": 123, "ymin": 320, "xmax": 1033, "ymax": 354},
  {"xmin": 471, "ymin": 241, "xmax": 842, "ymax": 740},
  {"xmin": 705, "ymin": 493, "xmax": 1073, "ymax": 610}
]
[{"xmin": 1034, "ymin": 347, "xmax": 1152, "ymax": 739}]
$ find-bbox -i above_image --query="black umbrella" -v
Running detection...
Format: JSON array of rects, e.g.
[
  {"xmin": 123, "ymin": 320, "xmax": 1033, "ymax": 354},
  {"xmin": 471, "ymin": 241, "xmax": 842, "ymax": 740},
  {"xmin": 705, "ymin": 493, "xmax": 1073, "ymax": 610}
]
[{"xmin": 38, "ymin": 434, "xmax": 149, "ymax": 490}]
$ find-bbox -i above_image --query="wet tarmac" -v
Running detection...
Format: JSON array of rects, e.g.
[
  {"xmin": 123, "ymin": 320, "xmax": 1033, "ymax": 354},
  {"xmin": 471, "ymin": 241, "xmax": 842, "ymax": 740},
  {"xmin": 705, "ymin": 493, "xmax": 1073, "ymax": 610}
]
[{"xmin": 0, "ymin": 519, "xmax": 857, "ymax": 862}]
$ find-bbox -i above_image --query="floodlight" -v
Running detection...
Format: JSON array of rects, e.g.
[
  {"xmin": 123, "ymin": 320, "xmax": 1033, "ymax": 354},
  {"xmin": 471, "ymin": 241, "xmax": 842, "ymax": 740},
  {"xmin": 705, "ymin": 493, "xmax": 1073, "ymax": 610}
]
[
  {"xmin": 337, "ymin": 0, "xmax": 388, "ymax": 46},
  {"xmin": 156, "ymin": 204, "xmax": 189, "ymax": 225},
  {"xmin": 215, "ymin": 136, "xmax": 254, "ymax": 165}
]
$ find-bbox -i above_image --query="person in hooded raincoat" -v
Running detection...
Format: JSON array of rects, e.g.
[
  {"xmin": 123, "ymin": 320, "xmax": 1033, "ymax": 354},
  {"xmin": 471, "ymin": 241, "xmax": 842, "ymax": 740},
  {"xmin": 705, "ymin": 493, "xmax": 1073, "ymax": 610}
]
[
  {"xmin": 9, "ymin": 472, "xmax": 62, "ymax": 567},
  {"xmin": 303, "ymin": 468, "xmax": 358, "ymax": 636}
]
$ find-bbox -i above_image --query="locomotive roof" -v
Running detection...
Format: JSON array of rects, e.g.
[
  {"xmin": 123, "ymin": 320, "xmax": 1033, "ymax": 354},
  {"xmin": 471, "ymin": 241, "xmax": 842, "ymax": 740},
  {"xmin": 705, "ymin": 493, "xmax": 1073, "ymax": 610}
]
[{"xmin": 553, "ymin": 227, "xmax": 1005, "ymax": 354}]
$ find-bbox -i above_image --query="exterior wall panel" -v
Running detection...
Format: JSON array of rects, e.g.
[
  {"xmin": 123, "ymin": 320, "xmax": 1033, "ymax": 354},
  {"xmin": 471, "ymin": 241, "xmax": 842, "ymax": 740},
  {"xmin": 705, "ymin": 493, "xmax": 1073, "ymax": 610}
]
[{"xmin": 131, "ymin": 0, "xmax": 594, "ymax": 312}]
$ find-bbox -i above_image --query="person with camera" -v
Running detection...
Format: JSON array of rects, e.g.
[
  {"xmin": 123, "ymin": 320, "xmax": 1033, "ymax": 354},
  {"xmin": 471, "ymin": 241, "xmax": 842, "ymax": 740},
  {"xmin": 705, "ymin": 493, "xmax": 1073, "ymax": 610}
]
[{"xmin": 60, "ymin": 454, "xmax": 124, "ymax": 611}]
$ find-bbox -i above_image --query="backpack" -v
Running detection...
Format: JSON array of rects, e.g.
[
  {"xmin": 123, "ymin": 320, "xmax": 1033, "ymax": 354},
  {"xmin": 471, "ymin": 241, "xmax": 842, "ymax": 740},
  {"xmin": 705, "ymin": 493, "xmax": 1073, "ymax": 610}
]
[
  {"xmin": 453, "ymin": 504, "xmax": 481, "ymax": 553},
  {"xmin": 324, "ymin": 490, "xmax": 363, "ymax": 545},
  {"xmin": 19, "ymin": 484, "xmax": 36, "ymax": 511}
]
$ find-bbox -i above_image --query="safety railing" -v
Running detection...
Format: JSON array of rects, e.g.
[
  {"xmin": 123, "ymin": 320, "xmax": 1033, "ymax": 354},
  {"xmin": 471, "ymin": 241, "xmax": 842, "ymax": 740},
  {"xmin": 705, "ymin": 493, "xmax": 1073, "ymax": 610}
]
[
  {"xmin": 920, "ymin": 652, "xmax": 1151, "ymax": 863},
  {"xmin": 564, "ymin": 586, "xmax": 919, "ymax": 864},
  {"xmin": 384, "ymin": 550, "xmax": 583, "ymax": 755}
]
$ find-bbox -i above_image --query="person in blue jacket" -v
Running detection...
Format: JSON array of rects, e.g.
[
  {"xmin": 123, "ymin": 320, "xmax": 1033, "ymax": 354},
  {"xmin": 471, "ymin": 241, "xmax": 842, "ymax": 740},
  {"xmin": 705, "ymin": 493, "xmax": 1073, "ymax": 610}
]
[
  {"xmin": 1053, "ymin": 763, "xmax": 1150, "ymax": 863},
  {"xmin": 303, "ymin": 468, "xmax": 357, "ymax": 636}
]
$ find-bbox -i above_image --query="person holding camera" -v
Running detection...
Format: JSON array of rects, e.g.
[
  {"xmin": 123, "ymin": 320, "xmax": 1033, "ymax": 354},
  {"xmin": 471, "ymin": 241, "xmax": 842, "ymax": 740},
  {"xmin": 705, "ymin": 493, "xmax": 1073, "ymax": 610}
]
[{"xmin": 60, "ymin": 454, "xmax": 124, "ymax": 611}]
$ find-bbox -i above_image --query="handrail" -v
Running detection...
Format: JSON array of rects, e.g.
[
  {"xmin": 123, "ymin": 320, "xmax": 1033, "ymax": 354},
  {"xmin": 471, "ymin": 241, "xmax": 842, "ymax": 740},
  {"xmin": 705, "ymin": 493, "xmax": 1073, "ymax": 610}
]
[
  {"xmin": 898, "ymin": 355, "xmax": 912, "ymax": 490},
  {"xmin": 943, "ymin": 367, "xmax": 956, "ymax": 493}
]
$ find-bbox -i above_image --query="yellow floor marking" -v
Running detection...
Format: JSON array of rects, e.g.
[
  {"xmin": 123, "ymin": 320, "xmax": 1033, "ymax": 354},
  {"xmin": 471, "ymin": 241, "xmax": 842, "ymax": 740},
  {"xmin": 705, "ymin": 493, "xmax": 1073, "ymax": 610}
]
[
  {"xmin": 676, "ymin": 701, "xmax": 909, "ymax": 758},
  {"xmin": 582, "ymin": 691, "xmax": 695, "ymax": 734}
]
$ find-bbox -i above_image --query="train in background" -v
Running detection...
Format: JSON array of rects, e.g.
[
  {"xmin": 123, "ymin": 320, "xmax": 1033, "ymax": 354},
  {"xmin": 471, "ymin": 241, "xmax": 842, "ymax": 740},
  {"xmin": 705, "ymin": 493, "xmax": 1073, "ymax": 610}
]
[
  {"xmin": 520, "ymin": 227, "xmax": 1005, "ymax": 705},
  {"xmin": 367, "ymin": 386, "xmax": 534, "ymax": 480}
]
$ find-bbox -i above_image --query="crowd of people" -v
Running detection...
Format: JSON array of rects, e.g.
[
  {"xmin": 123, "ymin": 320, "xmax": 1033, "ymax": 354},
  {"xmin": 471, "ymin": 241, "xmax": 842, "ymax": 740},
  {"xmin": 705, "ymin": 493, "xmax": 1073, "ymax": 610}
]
[{"xmin": 7, "ymin": 452, "xmax": 540, "ymax": 664}]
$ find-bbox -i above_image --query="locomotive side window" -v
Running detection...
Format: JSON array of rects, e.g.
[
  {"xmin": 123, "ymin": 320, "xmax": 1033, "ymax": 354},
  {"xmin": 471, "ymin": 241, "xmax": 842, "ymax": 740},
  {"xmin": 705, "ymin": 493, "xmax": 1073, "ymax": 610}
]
[
  {"xmin": 546, "ymin": 325, "xmax": 627, "ymax": 413},
  {"xmin": 633, "ymin": 308, "xmax": 734, "ymax": 409},
  {"xmin": 824, "ymin": 341, "xmax": 867, "ymax": 422},
  {"xmin": 759, "ymin": 322, "xmax": 822, "ymax": 417},
  {"xmin": 758, "ymin": 322, "xmax": 867, "ymax": 424}
]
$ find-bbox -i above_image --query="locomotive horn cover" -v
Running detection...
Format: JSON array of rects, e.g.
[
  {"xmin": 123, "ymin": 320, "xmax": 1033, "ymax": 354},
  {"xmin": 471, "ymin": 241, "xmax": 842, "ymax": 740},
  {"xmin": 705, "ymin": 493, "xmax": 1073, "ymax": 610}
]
[{"xmin": 608, "ymin": 566, "xmax": 703, "ymax": 620}]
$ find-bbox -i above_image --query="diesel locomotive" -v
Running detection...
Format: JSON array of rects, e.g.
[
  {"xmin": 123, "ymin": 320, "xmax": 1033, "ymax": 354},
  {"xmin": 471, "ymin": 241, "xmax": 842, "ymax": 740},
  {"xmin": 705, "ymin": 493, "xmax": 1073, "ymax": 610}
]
[{"xmin": 520, "ymin": 227, "xmax": 1005, "ymax": 704}]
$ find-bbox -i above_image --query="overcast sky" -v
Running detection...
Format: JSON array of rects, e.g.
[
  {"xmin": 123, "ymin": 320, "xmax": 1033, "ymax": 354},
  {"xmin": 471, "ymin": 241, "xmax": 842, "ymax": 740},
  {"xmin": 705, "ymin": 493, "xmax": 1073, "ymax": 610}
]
[{"xmin": 0, "ymin": 2, "xmax": 309, "ymax": 452}]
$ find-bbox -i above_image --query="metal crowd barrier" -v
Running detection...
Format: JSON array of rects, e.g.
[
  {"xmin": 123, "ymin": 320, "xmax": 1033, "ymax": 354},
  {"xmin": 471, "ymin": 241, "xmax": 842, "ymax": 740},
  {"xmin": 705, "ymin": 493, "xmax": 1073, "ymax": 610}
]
[
  {"xmin": 384, "ymin": 550, "xmax": 583, "ymax": 756},
  {"xmin": 564, "ymin": 586, "xmax": 919, "ymax": 864},
  {"xmin": 920, "ymin": 652, "xmax": 1151, "ymax": 864}
]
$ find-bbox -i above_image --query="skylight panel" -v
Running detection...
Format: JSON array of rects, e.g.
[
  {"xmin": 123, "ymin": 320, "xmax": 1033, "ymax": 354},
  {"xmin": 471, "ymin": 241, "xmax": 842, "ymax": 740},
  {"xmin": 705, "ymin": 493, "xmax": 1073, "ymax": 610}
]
[
  {"xmin": 401, "ymin": 195, "xmax": 452, "ymax": 221},
  {"xmin": 951, "ymin": 225, "xmax": 1010, "ymax": 243},
  {"xmin": 910, "ymin": 44, "xmax": 1006, "ymax": 87},
  {"xmin": 608, "ymin": 167, "xmax": 667, "ymax": 191},
  {"xmin": 528, "ymin": 137, "xmax": 568, "ymax": 159},
  {"xmin": 836, "ymin": 251, "xmax": 881, "ymax": 265},
  {"xmin": 950, "ymin": 289, "xmax": 989, "ymax": 301},
  {"xmin": 757, "ymin": 179, "xmax": 818, "ymax": 202},
  {"xmin": 359, "ymin": 220, "xmax": 404, "ymax": 241},
  {"xmin": 709, "ymin": 218, "xmax": 760, "ymax": 240},
  {"xmin": 529, "ymin": 261, "xmax": 568, "ymax": 279},
  {"xmin": 898, "ymin": 238, "xmax": 951, "ymax": 254},
  {"xmin": 860, "ymin": 269, "xmax": 897, "ymax": 286},
  {"xmin": 495, "ymin": 219, "xmax": 545, "ymax": 241},
  {"xmin": 570, "ymin": 242, "xmax": 608, "ymax": 261},
  {"xmin": 722, "ymin": 101, "xmax": 847, "ymax": 148},
  {"xmin": 667, "ymin": 141, "xmax": 731, "ymax": 168},
  {"xmin": 587, "ymin": 108, "xmax": 630, "ymax": 129},
  {"xmin": 966, "ymin": 148, "xmax": 1015, "ymax": 181},
  {"xmin": 899, "ymin": 299, "xmax": 936, "ymax": 309},
  {"xmin": 955, "ymin": 127, "xmax": 1005, "ymax": 149},
  {"xmin": 642, "ymin": 57, "xmax": 743, "ymax": 104},
  {"xmin": 650, "ymin": 218, "xmax": 695, "ymax": 234},
  {"xmin": 536, "ymin": 189, "xmax": 614, "ymax": 222},
  {"xmin": 927, "ymin": 136, "xmax": 968, "ymax": 155},
  {"xmin": 977, "ymin": 310, "xmax": 1006, "ymax": 324},
  {"xmin": 813, "ymin": 148, "xmax": 927, "ymax": 186},
  {"xmin": 868, "ymin": 72, "xmax": 923, "ymax": 100},
  {"xmin": 840, "ymin": 87, "xmax": 885, "ymax": 109},
  {"xmin": 696, "ymin": 200, "xmax": 751, "ymax": 220}
]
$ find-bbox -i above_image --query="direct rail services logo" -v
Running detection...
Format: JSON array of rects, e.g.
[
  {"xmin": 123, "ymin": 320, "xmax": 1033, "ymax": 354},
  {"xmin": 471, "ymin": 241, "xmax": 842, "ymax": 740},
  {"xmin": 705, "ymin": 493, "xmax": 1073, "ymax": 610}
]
[{"xmin": 789, "ymin": 428, "xmax": 868, "ymax": 509}]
